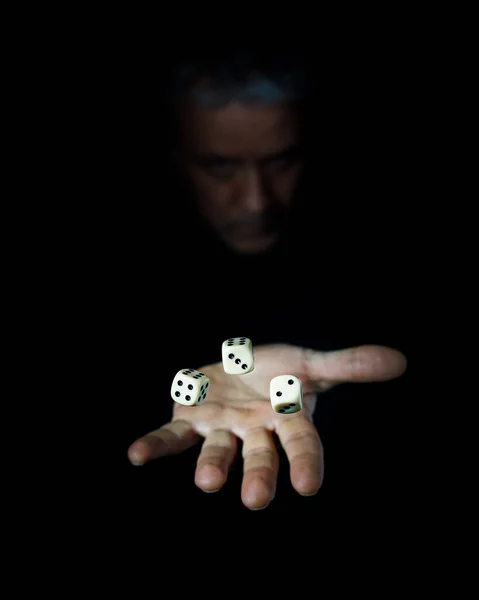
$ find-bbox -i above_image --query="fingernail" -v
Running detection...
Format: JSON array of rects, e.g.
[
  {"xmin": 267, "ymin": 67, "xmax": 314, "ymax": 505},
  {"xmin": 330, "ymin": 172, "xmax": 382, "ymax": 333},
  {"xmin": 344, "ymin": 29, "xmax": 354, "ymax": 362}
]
[{"xmin": 128, "ymin": 453, "xmax": 144, "ymax": 466}]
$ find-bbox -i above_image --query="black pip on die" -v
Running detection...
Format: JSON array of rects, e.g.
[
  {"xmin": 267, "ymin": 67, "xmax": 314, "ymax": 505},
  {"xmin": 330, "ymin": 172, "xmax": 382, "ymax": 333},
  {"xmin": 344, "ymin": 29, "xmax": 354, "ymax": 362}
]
[
  {"xmin": 171, "ymin": 369, "xmax": 210, "ymax": 406},
  {"xmin": 270, "ymin": 375, "xmax": 303, "ymax": 414},
  {"xmin": 222, "ymin": 337, "xmax": 254, "ymax": 374}
]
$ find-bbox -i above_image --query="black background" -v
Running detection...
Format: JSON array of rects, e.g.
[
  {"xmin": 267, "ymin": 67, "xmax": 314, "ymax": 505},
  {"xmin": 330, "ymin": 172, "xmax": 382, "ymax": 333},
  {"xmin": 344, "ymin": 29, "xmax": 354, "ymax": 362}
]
[{"xmin": 80, "ymin": 32, "xmax": 423, "ymax": 537}]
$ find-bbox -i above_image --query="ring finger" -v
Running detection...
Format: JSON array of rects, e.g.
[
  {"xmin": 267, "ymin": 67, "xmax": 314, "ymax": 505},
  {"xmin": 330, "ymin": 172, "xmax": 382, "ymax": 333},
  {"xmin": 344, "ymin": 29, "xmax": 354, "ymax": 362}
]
[{"xmin": 195, "ymin": 430, "xmax": 238, "ymax": 493}]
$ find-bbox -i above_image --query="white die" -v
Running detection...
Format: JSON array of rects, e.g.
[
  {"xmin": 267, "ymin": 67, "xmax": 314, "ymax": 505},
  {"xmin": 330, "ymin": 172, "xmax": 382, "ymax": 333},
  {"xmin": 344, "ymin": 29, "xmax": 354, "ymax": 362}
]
[
  {"xmin": 221, "ymin": 337, "xmax": 254, "ymax": 374},
  {"xmin": 270, "ymin": 375, "xmax": 303, "ymax": 414},
  {"xmin": 171, "ymin": 369, "xmax": 210, "ymax": 406}
]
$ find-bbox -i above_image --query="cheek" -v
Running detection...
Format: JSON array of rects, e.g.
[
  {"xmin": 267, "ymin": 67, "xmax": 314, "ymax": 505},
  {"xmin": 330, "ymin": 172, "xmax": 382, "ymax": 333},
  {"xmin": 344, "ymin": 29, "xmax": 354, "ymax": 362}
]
[
  {"xmin": 272, "ymin": 164, "xmax": 303, "ymax": 204},
  {"xmin": 187, "ymin": 170, "xmax": 233, "ymax": 222}
]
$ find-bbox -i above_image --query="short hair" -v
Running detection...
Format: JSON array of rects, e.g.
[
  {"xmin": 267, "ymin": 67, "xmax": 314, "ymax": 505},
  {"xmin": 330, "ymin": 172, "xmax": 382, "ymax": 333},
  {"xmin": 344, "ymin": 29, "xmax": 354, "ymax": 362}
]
[{"xmin": 163, "ymin": 45, "xmax": 311, "ymax": 108}]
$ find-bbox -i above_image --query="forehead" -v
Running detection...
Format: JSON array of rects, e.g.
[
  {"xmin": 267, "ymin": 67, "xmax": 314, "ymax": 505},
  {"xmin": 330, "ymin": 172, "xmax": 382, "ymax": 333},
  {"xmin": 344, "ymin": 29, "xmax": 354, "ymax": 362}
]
[{"xmin": 178, "ymin": 95, "xmax": 300, "ymax": 157}]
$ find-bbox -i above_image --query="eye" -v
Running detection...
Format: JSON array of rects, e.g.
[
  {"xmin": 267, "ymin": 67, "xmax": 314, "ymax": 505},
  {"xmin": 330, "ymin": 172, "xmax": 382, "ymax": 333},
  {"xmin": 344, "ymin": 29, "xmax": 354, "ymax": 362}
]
[
  {"xmin": 272, "ymin": 157, "xmax": 297, "ymax": 172},
  {"xmin": 264, "ymin": 154, "xmax": 300, "ymax": 175},
  {"xmin": 204, "ymin": 164, "xmax": 237, "ymax": 179}
]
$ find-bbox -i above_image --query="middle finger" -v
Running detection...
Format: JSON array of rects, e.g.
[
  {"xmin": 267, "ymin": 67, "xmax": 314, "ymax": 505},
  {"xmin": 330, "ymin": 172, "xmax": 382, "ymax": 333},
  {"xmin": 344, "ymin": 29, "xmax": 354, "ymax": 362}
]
[{"xmin": 241, "ymin": 428, "xmax": 279, "ymax": 510}]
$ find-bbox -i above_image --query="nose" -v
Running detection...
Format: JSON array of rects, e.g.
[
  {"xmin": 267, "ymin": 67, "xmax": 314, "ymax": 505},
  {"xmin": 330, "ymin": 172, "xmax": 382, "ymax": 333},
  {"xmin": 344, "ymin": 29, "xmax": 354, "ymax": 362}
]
[{"xmin": 239, "ymin": 168, "xmax": 268, "ymax": 213}]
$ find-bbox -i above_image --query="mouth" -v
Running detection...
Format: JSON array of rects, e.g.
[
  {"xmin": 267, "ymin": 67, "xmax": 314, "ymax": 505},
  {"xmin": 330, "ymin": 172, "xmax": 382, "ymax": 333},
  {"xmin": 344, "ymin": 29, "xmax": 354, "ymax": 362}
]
[{"xmin": 232, "ymin": 225, "xmax": 270, "ymax": 238}]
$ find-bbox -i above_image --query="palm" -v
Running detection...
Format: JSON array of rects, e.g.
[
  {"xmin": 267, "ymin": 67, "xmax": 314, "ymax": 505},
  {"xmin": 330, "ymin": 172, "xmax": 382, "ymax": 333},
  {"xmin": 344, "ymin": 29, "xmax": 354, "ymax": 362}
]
[
  {"xmin": 128, "ymin": 343, "xmax": 406, "ymax": 510},
  {"xmin": 172, "ymin": 344, "xmax": 325, "ymax": 430}
]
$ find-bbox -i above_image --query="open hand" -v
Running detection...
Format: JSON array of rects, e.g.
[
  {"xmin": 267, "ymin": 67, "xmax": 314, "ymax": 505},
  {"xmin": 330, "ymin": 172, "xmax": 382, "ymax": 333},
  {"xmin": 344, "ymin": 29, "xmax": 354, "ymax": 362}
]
[{"xmin": 128, "ymin": 344, "xmax": 406, "ymax": 510}]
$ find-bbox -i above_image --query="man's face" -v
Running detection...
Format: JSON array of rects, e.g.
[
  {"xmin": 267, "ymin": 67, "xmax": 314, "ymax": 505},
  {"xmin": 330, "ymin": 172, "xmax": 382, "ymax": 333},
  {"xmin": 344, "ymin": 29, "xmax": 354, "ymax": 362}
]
[{"xmin": 177, "ymin": 92, "xmax": 303, "ymax": 254}]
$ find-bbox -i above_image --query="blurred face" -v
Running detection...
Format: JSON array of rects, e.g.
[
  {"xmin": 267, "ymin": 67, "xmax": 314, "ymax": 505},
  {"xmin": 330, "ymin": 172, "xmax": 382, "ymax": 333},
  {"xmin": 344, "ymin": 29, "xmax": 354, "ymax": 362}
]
[{"xmin": 177, "ymin": 91, "xmax": 303, "ymax": 254}]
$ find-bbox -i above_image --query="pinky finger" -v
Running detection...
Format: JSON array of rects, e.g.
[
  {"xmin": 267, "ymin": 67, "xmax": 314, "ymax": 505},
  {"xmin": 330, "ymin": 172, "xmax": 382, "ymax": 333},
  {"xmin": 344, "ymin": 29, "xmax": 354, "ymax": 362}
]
[{"xmin": 128, "ymin": 420, "xmax": 201, "ymax": 466}]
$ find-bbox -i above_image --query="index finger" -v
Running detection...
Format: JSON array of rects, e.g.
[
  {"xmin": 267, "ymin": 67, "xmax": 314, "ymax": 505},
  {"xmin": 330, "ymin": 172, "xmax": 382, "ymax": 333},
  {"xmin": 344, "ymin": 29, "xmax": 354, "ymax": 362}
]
[
  {"xmin": 276, "ymin": 417, "xmax": 324, "ymax": 496},
  {"xmin": 127, "ymin": 419, "xmax": 201, "ymax": 466}
]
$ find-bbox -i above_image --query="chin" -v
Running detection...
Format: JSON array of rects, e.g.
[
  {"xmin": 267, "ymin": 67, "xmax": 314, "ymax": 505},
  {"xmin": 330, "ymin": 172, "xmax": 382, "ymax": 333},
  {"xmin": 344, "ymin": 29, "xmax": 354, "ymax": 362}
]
[{"xmin": 226, "ymin": 233, "xmax": 279, "ymax": 255}]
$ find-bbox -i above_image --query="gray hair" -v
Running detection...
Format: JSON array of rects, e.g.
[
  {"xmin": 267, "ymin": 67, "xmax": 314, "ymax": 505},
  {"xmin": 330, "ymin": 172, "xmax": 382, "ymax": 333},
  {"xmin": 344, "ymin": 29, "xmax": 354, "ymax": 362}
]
[{"xmin": 165, "ymin": 49, "xmax": 308, "ymax": 108}]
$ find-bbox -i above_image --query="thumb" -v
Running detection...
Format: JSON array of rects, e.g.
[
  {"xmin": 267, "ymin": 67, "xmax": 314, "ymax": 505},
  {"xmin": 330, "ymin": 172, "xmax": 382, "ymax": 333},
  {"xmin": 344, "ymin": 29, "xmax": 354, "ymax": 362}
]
[{"xmin": 307, "ymin": 344, "xmax": 407, "ymax": 387}]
